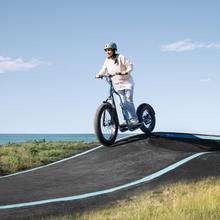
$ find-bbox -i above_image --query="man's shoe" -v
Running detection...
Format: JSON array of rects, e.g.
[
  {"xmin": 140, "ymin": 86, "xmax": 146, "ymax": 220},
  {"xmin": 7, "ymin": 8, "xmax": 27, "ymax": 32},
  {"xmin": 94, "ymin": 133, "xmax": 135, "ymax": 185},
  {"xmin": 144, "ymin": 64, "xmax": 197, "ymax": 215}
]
[
  {"xmin": 120, "ymin": 121, "xmax": 127, "ymax": 127},
  {"xmin": 128, "ymin": 119, "xmax": 141, "ymax": 127}
]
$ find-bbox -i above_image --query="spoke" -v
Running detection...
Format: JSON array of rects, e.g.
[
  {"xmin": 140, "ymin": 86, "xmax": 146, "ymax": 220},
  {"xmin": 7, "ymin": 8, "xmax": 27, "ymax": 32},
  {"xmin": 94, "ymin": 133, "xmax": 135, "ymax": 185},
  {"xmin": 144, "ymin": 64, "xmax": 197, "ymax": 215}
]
[
  {"xmin": 143, "ymin": 111, "xmax": 152, "ymax": 128},
  {"xmin": 100, "ymin": 109, "xmax": 115, "ymax": 141}
]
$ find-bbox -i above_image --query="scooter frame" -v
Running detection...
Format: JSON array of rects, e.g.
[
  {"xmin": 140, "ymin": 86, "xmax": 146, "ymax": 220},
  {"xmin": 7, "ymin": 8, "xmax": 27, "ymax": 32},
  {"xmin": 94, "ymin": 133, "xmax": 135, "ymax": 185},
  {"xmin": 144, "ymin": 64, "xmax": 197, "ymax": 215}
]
[{"xmin": 101, "ymin": 74, "xmax": 143, "ymax": 132}]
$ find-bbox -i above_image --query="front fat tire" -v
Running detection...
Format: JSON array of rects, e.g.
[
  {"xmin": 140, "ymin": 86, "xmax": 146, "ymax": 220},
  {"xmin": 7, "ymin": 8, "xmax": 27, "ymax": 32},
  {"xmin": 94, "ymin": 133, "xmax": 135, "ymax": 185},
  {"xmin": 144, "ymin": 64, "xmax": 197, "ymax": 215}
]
[
  {"xmin": 94, "ymin": 103, "xmax": 118, "ymax": 146},
  {"xmin": 137, "ymin": 104, "xmax": 156, "ymax": 134}
]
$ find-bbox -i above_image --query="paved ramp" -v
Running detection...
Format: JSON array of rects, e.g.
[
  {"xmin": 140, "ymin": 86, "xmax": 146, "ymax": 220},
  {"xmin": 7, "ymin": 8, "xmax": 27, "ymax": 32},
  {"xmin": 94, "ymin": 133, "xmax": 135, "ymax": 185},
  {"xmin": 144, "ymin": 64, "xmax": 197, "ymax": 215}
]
[{"xmin": 0, "ymin": 133, "xmax": 220, "ymax": 219}]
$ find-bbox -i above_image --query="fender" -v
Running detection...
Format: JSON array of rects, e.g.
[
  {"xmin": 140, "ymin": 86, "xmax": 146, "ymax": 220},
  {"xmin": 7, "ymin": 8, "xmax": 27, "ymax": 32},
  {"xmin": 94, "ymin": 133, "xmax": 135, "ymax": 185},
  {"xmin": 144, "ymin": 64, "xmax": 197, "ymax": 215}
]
[{"xmin": 102, "ymin": 101, "xmax": 120, "ymax": 126}]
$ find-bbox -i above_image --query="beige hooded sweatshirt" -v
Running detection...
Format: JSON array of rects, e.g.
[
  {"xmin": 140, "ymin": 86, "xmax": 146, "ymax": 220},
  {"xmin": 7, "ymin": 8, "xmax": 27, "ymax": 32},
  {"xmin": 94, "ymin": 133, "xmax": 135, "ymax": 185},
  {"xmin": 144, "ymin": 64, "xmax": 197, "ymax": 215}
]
[{"xmin": 98, "ymin": 54, "xmax": 134, "ymax": 91}]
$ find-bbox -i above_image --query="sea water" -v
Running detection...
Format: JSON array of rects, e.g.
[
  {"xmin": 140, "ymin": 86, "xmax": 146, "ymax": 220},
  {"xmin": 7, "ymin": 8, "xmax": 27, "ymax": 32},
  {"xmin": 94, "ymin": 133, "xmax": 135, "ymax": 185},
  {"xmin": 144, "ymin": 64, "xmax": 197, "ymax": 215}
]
[{"xmin": 0, "ymin": 133, "xmax": 129, "ymax": 144}]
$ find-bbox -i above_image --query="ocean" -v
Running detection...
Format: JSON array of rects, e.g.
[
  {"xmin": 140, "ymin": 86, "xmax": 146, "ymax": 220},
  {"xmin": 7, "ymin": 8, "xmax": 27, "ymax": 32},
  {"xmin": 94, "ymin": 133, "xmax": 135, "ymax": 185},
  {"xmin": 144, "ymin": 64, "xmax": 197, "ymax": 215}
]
[{"xmin": 0, "ymin": 133, "xmax": 129, "ymax": 145}]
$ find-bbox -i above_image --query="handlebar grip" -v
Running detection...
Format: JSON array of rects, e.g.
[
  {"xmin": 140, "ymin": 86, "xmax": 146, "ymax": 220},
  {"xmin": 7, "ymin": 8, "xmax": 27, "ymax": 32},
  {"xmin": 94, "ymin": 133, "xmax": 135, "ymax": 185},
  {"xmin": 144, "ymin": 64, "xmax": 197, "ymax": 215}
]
[{"xmin": 95, "ymin": 74, "xmax": 103, "ymax": 79}]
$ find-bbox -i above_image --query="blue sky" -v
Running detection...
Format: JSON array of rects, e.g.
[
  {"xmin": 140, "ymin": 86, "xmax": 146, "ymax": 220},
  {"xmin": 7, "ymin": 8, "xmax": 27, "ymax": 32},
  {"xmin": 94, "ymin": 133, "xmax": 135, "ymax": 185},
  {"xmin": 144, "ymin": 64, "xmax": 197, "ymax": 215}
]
[{"xmin": 1, "ymin": 0, "xmax": 220, "ymax": 134}]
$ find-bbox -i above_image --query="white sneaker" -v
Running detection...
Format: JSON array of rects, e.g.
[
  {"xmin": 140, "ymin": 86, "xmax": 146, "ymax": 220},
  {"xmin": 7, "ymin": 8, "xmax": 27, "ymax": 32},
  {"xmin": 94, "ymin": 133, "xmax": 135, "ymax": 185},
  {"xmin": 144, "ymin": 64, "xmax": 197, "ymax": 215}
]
[
  {"xmin": 120, "ymin": 121, "xmax": 127, "ymax": 127},
  {"xmin": 128, "ymin": 119, "xmax": 140, "ymax": 127}
]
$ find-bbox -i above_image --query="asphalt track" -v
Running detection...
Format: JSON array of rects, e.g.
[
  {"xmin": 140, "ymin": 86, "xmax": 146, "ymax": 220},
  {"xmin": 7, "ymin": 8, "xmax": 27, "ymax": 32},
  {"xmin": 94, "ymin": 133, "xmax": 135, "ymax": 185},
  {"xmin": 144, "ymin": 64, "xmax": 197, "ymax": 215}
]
[{"xmin": 0, "ymin": 132, "xmax": 220, "ymax": 219}]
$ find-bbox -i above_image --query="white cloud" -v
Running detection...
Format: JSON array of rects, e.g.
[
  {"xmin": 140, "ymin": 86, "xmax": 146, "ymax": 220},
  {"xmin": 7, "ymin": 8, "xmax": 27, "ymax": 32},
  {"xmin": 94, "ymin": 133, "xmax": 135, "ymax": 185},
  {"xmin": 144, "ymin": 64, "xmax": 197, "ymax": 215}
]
[
  {"xmin": 0, "ymin": 56, "xmax": 50, "ymax": 73},
  {"xmin": 200, "ymin": 78, "xmax": 212, "ymax": 83},
  {"xmin": 161, "ymin": 39, "xmax": 220, "ymax": 52}
]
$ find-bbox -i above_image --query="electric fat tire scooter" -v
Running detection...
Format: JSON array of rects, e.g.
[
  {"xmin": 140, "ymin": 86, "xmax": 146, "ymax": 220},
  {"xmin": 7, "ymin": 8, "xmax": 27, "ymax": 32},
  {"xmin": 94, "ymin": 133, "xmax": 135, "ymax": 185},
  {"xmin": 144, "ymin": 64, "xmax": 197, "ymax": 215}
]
[{"xmin": 94, "ymin": 73, "xmax": 156, "ymax": 146}]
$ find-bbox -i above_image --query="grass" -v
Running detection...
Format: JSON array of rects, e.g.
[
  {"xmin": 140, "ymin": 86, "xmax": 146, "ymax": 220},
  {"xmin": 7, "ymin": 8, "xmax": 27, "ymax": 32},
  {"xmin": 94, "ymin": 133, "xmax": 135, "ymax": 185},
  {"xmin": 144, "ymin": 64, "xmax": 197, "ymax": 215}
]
[
  {"xmin": 0, "ymin": 140, "xmax": 98, "ymax": 176},
  {"xmin": 45, "ymin": 177, "xmax": 220, "ymax": 220}
]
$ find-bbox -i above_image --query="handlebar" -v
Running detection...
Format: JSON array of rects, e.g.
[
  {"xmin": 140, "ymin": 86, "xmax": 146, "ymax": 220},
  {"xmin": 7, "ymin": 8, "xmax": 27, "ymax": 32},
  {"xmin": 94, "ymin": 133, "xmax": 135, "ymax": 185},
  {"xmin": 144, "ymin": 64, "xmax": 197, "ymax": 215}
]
[{"xmin": 96, "ymin": 72, "xmax": 128, "ymax": 79}]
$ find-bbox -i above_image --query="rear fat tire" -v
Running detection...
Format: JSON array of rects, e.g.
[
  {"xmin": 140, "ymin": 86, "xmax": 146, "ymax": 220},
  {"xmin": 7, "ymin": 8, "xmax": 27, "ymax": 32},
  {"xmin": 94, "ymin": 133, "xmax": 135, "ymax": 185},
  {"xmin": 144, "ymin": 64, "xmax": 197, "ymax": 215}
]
[
  {"xmin": 94, "ymin": 103, "xmax": 118, "ymax": 146},
  {"xmin": 136, "ymin": 103, "xmax": 156, "ymax": 134}
]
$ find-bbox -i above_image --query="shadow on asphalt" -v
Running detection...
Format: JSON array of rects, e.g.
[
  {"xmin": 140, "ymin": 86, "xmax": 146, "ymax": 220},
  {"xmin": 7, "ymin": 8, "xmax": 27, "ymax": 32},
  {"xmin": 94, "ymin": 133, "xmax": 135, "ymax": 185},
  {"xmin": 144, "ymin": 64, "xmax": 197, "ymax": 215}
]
[
  {"xmin": 154, "ymin": 132, "xmax": 220, "ymax": 151},
  {"xmin": 112, "ymin": 133, "xmax": 151, "ymax": 147},
  {"xmin": 113, "ymin": 132, "xmax": 220, "ymax": 152}
]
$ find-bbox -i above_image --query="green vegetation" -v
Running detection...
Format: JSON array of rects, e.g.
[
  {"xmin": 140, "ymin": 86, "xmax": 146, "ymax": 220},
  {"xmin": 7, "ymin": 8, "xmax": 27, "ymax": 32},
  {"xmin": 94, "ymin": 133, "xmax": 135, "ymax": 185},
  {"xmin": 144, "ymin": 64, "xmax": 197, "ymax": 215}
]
[
  {"xmin": 45, "ymin": 177, "xmax": 220, "ymax": 220},
  {"xmin": 0, "ymin": 140, "xmax": 98, "ymax": 176}
]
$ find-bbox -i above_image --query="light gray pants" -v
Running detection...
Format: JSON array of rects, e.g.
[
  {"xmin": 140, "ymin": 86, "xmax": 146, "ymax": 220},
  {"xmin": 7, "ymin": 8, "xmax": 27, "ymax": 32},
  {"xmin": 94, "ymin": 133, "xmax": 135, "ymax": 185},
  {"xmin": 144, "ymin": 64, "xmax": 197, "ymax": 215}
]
[{"xmin": 117, "ymin": 88, "xmax": 137, "ymax": 121}]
